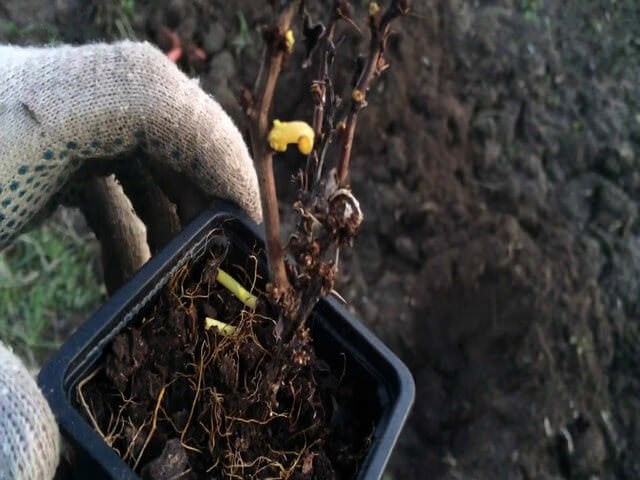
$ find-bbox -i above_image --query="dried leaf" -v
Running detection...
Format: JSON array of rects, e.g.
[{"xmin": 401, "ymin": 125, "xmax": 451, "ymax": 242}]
[{"xmin": 302, "ymin": 9, "xmax": 325, "ymax": 68}]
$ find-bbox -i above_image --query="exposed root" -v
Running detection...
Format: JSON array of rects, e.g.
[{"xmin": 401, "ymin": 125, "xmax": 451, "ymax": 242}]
[
  {"xmin": 77, "ymin": 367, "xmax": 105, "ymax": 439},
  {"xmin": 133, "ymin": 385, "xmax": 166, "ymax": 470}
]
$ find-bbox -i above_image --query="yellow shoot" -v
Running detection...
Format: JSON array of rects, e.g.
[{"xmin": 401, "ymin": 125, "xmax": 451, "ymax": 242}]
[
  {"xmin": 216, "ymin": 268, "xmax": 257, "ymax": 309},
  {"xmin": 204, "ymin": 317, "xmax": 237, "ymax": 336}
]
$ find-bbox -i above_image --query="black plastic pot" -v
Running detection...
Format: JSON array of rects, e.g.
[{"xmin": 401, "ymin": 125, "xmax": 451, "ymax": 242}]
[{"xmin": 38, "ymin": 203, "xmax": 415, "ymax": 480}]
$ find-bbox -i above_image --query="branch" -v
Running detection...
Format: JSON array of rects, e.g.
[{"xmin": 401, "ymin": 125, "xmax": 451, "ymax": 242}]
[
  {"xmin": 304, "ymin": 2, "xmax": 340, "ymax": 192},
  {"xmin": 246, "ymin": 1, "xmax": 298, "ymax": 296},
  {"xmin": 311, "ymin": 9, "xmax": 339, "ymax": 139},
  {"xmin": 75, "ymin": 175, "xmax": 150, "ymax": 295},
  {"xmin": 336, "ymin": 0, "xmax": 410, "ymax": 186},
  {"xmin": 116, "ymin": 159, "xmax": 182, "ymax": 254},
  {"xmin": 283, "ymin": 1, "xmax": 410, "ymax": 335}
]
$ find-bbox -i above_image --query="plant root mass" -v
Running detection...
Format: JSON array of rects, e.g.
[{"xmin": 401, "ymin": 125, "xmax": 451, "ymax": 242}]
[{"xmin": 77, "ymin": 231, "xmax": 373, "ymax": 480}]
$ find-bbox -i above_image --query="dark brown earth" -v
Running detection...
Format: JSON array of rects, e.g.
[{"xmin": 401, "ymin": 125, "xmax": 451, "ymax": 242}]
[
  {"xmin": 3, "ymin": 0, "xmax": 640, "ymax": 478},
  {"xmin": 78, "ymin": 231, "xmax": 372, "ymax": 479}
]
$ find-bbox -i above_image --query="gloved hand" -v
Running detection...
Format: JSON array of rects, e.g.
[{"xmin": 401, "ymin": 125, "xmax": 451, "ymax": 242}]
[{"xmin": 0, "ymin": 41, "xmax": 261, "ymax": 480}]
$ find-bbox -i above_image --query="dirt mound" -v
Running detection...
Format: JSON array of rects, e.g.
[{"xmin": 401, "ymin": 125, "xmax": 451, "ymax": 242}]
[{"xmin": 5, "ymin": 0, "xmax": 640, "ymax": 478}]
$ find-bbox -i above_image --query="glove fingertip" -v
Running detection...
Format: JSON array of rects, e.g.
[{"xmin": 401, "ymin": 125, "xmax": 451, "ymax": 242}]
[{"xmin": 0, "ymin": 343, "xmax": 60, "ymax": 480}]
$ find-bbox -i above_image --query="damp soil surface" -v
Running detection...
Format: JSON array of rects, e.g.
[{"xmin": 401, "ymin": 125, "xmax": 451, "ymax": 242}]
[
  {"xmin": 5, "ymin": 0, "xmax": 640, "ymax": 478},
  {"xmin": 77, "ymin": 233, "xmax": 372, "ymax": 480}
]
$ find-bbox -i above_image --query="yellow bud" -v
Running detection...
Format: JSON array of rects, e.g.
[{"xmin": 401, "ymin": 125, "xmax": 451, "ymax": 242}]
[
  {"xmin": 268, "ymin": 119, "xmax": 315, "ymax": 155},
  {"xmin": 285, "ymin": 29, "xmax": 295, "ymax": 53},
  {"xmin": 352, "ymin": 89, "xmax": 365, "ymax": 102},
  {"xmin": 369, "ymin": 2, "xmax": 380, "ymax": 15}
]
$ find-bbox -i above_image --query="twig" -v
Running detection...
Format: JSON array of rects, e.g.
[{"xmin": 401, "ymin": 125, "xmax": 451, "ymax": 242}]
[
  {"xmin": 115, "ymin": 158, "xmax": 182, "ymax": 254},
  {"xmin": 247, "ymin": 1, "xmax": 299, "ymax": 295},
  {"xmin": 336, "ymin": 0, "xmax": 410, "ymax": 186},
  {"xmin": 311, "ymin": 6, "xmax": 339, "ymax": 139},
  {"xmin": 305, "ymin": 2, "xmax": 340, "ymax": 191},
  {"xmin": 72, "ymin": 174, "xmax": 150, "ymax": 294}
]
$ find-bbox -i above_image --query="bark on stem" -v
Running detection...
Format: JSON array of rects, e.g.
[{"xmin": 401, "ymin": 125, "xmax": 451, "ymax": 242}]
[
  {"xmin": 248, "ymin": 2, "xmax": 298, "ymax": 292},
  {"xmin": 76, "ymin": 175, "xmax": 150, "ymax": 295},
  {"xmin": 336, "ymin": 0, "xmax": 410, "ymax": 186},
  {"xmin": 305, "ymin": 6, "xmax": 339, "ymax": 190},
  {"xmin": 311, "ymin": 19, "xmax": 338, "ymax": 138},
  {"xmin": 116, "ymin": 159, "xmax": 182, "ymax": 255}
]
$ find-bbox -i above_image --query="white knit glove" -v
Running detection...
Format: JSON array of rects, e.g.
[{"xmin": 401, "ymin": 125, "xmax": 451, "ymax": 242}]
[
  {"xmin": 0, "ymin": 41, "xmax": 262, "ymax": 480},
  {"xmin": 0, "ymin": 345, "xmax": 59, "ymax": 480}
]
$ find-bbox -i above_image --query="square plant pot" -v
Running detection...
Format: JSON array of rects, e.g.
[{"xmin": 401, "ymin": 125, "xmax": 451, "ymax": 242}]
[{"xmin": 38, "ymin": 202, "xmax": 415, "ymax": 480}]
